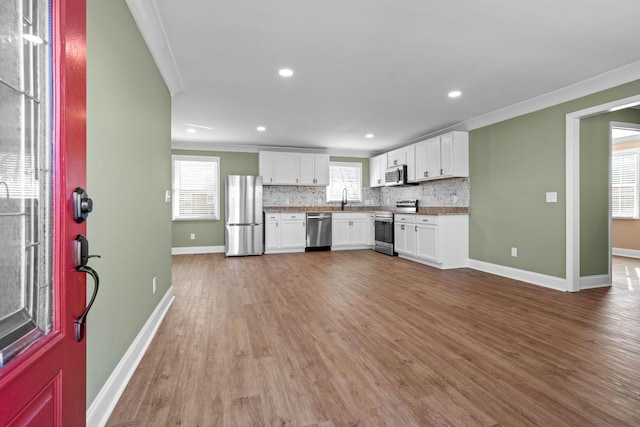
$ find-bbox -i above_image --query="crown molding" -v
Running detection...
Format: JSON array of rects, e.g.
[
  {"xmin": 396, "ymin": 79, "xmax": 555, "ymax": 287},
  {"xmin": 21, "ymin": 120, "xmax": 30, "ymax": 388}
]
[{"xmin": 125, "ymin": 0, "xmax": 184, "ymax": 96}]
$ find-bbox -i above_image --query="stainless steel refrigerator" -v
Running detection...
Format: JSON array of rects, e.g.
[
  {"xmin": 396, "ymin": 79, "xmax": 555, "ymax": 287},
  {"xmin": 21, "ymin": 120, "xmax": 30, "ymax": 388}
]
[{"xmin": 225, "ymin": 175, "xmax": 263, "ymax": 256}]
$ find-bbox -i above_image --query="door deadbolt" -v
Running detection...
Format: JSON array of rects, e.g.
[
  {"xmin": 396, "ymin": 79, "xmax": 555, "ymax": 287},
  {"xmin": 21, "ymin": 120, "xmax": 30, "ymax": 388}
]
[{"xmin": 73, "ymin": 187, "xmax": 93, "ymax": 223}]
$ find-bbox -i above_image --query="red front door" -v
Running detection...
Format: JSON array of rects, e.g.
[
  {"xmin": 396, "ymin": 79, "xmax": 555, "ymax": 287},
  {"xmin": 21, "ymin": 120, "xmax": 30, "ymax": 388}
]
[{"xmin": 0, "ymin": 0, "xmax": 87, "ymax": 425}]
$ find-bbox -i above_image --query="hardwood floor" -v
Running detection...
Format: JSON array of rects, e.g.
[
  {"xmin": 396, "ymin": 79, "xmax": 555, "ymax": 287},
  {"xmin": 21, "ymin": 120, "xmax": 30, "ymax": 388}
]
[{"xmin": 106, "ymin": 252, "xmax": 640, "ymax": 426}]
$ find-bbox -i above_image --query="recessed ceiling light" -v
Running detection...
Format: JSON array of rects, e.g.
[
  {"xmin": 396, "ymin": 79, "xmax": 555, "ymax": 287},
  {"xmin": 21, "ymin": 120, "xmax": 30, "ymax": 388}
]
[
  {"xmin": 186, "ymin": 128, "xmax": 196, "ymax": 134},
  {"xmin": 185, "ymin": 123, "xmax": 213, "ymax": 130},
  {"xmin": 23, "ymin": 34, "xmax": 44, "ymax": 44},
  {"xmin": 257, "ymin": 126, "xmax": 266, "ymax": 132},
  {"xmin": 278, "ymin": 68, "xmax": 294, "ymax": 77},
  {"xmin": 448, "ymin": 90, "xmax": 462, "ymax": 98},
  {"xmin": 365, "ymin": 134, "xmax": 374, "ymax": 139}
]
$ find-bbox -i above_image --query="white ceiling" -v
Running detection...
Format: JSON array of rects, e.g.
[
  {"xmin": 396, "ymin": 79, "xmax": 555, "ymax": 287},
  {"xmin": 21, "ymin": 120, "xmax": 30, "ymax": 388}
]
[{"xmin": 127, "ymin": 0, "xmax": 640, "ymax": 156}]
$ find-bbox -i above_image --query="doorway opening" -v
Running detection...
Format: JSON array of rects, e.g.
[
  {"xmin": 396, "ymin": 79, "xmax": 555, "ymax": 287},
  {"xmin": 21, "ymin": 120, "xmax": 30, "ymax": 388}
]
[
  {"xmin": 566, "ymin": 93, "xmax": 640, "ymax": 292},
  {"xmin": 610, "ymin": 122, "xmax": 640, "ymax": 289}
]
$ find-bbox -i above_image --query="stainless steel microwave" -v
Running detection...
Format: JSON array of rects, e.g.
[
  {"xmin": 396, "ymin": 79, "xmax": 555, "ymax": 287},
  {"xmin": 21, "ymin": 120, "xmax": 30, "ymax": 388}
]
[{"xmin": 385, "ymin": 165, "xmax": 408, "ymax": 186}]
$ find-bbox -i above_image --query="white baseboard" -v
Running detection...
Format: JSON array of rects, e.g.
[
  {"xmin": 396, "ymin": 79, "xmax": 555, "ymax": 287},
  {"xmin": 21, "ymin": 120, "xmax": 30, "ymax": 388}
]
[
  {"xmin": 86, "ymin": 287, "xmax": 175, "ymax": 427},
  {"xmin": 467, "ymin": 259, "xmax": 568, "ymax": 292},
  {"xmin": 171, "ymin": 245, "xmax": 224, "ymax": 255},
  {"xmin": 612, "ymin": 247, "xmax": 640, "ymax": 259},
  {"xmin": 580, "ymin": 274, "xmax": 611, "ymax": 290}
]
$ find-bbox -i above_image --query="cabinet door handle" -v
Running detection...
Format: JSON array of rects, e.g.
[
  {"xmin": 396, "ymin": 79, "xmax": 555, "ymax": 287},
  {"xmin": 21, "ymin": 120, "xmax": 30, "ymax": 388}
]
[
  {"xmin": 424, "ymin": 172, "xmax": 427, "ymax": 177},
  {"xmin": 415, "ymin": 226, "xmax": 418, "ymax": 232},
  {"xmin": 296, "ymin": 178, "xmax": 299, "ymax": 183},
  {"xmin": 440, "ymin": 168, "xmax": 443, "ymax": 175}
]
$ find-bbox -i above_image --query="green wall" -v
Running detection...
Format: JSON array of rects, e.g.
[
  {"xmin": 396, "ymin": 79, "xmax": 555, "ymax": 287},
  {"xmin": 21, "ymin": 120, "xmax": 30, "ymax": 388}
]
[
  {"xmin": 171, "ymin": 150, "xmax": 258, "ymax": 248},
  {"xmin": 470, "ymin": 80, "xmax": 640, "ymax": 278},
  {"xmin": 87, "ymin": 0, "xmax": 172, "ymax": 406},
  {"xmin": 579, "ymin": 109, "xmax": 640, "ymax": 276}
]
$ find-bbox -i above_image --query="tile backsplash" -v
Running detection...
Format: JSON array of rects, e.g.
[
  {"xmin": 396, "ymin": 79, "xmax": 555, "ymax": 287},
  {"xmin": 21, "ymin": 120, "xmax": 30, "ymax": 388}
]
[{"xmin": 263, "ymin": 177, "xmax": 469, "ymax": 208}]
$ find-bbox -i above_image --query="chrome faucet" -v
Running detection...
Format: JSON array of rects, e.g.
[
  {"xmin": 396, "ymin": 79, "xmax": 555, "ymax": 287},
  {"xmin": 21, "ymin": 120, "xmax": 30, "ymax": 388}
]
[{"xmin": 341, "ymin": 187, "xmax": 347, "ymax": 210}]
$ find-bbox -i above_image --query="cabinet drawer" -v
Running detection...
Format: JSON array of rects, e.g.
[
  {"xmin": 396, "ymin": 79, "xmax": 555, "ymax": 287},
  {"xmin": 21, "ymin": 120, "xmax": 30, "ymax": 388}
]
[
  {"xmin": 265, "ymin": 214, "xmax": 280, "ymax": 221},
  {"xmin": 416, "ymin": 215, "xmax": 438, "ymax": 225},
  {"xmin": 394, "ymin": 214, "xmax": 416, "ymax": 224},
  {"xmin": 281, "ymin": 213, "xmax": 306, "ymax": 220}
]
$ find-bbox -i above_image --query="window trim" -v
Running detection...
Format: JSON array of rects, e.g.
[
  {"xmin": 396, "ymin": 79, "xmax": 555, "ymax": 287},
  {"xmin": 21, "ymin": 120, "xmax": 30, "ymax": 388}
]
[
  {"xmin": 611, "ymin": 148, "xmax": 639, "ymax": 219},
  {"xmin": 326, "ymin": 161, "xmax": 363, "ymax": 203},
  {"xmin": 172, "ymin": 155, "xmax": 220, "ymax": 221}
]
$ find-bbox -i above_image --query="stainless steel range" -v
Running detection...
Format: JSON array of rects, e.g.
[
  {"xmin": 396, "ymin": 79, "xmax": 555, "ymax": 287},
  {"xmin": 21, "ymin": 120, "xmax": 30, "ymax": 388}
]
[
  {"xmin": 374, "ymin": 211, "xmax": 395, "ymax": 256},
  {"xmin": 375, "ymin": 200, "xmax": 419, "ymax": 256}
]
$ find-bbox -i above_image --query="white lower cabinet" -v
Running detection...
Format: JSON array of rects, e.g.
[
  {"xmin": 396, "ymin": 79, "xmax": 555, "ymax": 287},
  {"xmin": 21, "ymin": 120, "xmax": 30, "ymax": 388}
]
[
  {"xmin": 394, "ymin": 214, "xmax": 468, "ymax": 269},
  {"xmin": 394, "ymin": 215, "xmax": 415, "ymax": 255},
  {"xmin": 416, "ymin": 223, "xmax": 438, "ymax": 262},
  {"xmin": 265, "ymin": 213, "xmax": 306, "ymax": 254},
  {"xmin": 332, "ymin": 212, "xmax": 373, "ymax": 250}
]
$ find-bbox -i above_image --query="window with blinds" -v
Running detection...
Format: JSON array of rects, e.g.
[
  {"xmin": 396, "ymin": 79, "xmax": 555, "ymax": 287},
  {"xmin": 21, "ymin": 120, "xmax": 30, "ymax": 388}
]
[
  {"xmin": 326, "ymin": 162, "xmax": 362, "ymax": 202},
  {"xmin": 172, "ymin": 155, "xmax": 220, "ymax": 220},
  {"xmin": 612, "ymin": 149, "xmax": 638, "ymax": 218}
]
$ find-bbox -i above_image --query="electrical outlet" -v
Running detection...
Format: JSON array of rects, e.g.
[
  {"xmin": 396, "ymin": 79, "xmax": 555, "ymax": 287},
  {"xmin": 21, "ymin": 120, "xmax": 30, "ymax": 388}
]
[
  {"xmin": 451, "ymin": 194, "xmax": 458, "ymax": 204},
  {"xmin": 152, "ymin": 277, "xmax": 157, "ymax": 294},
  {"xmin": 511, "ymin": 247, "xmax": 518, "ymax": 257},
  {"xmin": 546, "ymin": 192, "xmax": 557, "ymax": 203},
  {"xmin": 190, "ymin": 233, "xmax": 195, "ymax": 240}
]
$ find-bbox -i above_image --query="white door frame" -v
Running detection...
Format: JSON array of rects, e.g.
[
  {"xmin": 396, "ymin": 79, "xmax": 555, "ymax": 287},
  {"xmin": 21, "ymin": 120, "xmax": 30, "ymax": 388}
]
[{"xmin": 565, "ymin": 95, "xmax": 640, "ymax": 292}]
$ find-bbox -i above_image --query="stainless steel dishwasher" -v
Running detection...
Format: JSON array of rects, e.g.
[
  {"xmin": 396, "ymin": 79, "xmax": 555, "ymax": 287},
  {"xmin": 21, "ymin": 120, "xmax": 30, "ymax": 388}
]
[{"xmin": 306, "ymin": 212, "xmax": 332, "ymax": 251}]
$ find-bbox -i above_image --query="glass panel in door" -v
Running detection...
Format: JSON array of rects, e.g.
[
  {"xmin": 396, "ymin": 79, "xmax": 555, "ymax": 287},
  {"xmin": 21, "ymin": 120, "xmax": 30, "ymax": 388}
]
[{"xmin": 0, "ymin": 0, "xmax": 52, "ymax": 368}]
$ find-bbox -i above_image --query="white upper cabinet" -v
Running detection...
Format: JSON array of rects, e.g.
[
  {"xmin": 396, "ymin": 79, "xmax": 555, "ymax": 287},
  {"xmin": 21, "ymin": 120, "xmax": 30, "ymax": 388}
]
[
  {"xmin": 260, "ymin": 151, "xmax": 329, "ymax": 186},
  {"xmin": 369, "ymin": 153, "xmax": 387, "ymax": 188},
  {"xmin": 273, "ymin": 152, "xmax": 300, "ymax": 184},
  {"xmin": 405, "ymin": 144, "xmax": 416, "ymax": 182},
  {"xmin": 387, "ymin": 146, "xmax": 408, "ymax": 168},
  {"xmin": 413, "ymin": 131, "xmax": 468, "ymax": 182},
  {"xmin": 314, "ymin": 154, "xmax": 330, "ymax": 185},
  {"xmin": 440, "ymin": 131, "xmax": 468, "ymax": 178},
  {"xmin": 300, "ymin": 153, "xmax": 330, "ymax": 185},
  {"xmin": 427, "ymin": 137, "xmax": 441, "ymax": 178},
  {"xmin": 259, "ymin": 151, "xmax": 275, "ymax": 184}
]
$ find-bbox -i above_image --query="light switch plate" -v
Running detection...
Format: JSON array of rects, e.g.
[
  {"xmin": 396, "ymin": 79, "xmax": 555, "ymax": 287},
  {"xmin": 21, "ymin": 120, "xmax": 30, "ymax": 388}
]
[
  {"xmin": 165, "ymin": 190, "xmax": 171, "ymax": 203},
  {"xmin": 546, "ymin": 192, "xmax": 557, "ymax": 203}
]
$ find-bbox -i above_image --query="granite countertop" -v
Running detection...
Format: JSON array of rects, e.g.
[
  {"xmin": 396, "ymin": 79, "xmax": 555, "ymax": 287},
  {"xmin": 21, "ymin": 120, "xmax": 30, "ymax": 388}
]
[{"xmin": 263, "ymin": 206, "xmax": 469, "ymax": 215}]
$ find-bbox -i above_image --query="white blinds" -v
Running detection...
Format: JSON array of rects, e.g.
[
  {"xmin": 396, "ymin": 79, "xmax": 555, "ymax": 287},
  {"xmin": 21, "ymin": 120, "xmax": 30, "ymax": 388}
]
[
  {"xmin": 612, "ymin": 149, "xmax": 638, "ymax": 218},
  {"xmin": 326, "ymin": 162, "xmax": 362, "ymax": 202},
  {"xmin": 172, "ymin": 155, "xmax": 219, "ymax": 220}
]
